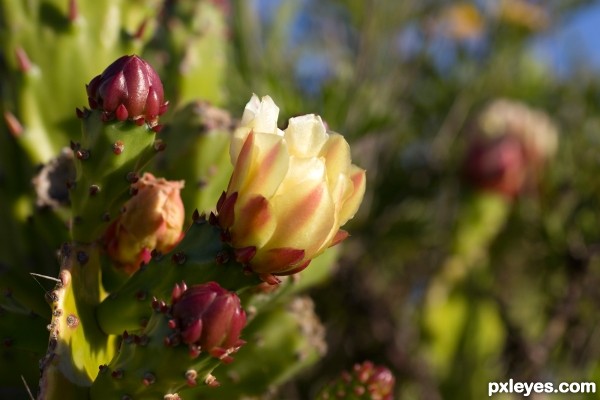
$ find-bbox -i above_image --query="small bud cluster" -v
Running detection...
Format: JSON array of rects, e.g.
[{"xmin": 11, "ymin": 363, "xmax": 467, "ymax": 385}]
[{"xmin": 317, "ymin": 361, "xmax": 395, "ymax": 400}]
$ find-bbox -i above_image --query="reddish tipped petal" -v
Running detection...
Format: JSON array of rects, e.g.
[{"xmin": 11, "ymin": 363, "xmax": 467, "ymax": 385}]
[
  {"xmin": 329, "ymin": 230, "xmax": 349, "ymax": 247},
  {"xmin": 181, "ymin": 319, "xmax": 203, "ymax": 344},
  {"xmin": 252, "ymin": 247, "xmax": 305, "ymax": 274},
  {"xmin": 217, "ymin": 192, "xmax": 238, "ymax": 229},
  {"xmin": 259, "ymin": 273, "xmax": 281, "ymax": 285},
  {"xmin": 274, "ymin": 259, "xmax": 311, "ymax": 276},
  {"xmin": 234, "ymin": 246, "xmax": 256, "ymax": 264}
]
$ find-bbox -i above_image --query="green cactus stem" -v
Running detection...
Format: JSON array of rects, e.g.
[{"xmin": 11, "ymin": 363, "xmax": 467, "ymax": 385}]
[
  {"xmin": 70, "ymin": 109, "xmax": 160, "ymax": 244},
  {"xmin": 96, "ymin": 213, "xmax": 261, "ymax": 335},
  {"xmin": 38, "ymin": 244, "xmax": 117, "ymax": 400},
  {"xmin": 90, "ymin": 281, "xmax": 246, "ymax": 399},
  {"xmin": 189, "ymin": 296, "xmax": 327, "ymax": 399},
  {"xmin": 154, "ymin": 101, "xmax": 234, "ymax": 219}
]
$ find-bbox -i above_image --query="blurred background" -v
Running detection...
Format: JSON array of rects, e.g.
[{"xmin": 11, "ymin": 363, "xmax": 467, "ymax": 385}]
[{"xmin": 225, "ymin": 0, "xmax": 600, "ymax": 399}]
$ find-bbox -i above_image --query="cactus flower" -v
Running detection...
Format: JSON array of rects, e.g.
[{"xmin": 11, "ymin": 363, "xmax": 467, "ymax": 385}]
[
  {"xmin": 169, "ymin": 282, "xmax": 246, "ymax": 361},
  {"xmin": 216, "ymin": 95, "xmax": 366, "ymax": 283},
  {"xmin": 86, "ymin": 55, "xmax": 168, "ymax": 126},
  {"xmin": 317, "ymin": 361, "xmax": 396, "ymax": 400},
  {"xmin": 105, "ymin": 173, "xmax": 185, "ymax": 273}
]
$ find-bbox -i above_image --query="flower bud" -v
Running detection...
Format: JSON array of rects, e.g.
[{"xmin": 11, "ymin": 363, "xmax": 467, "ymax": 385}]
[
  {"xmin": 217, "ymin": 95, "xmax": 366, "ymax": 283},
  {"xmin": 170, "ymin": 282, "xmax": 246, "ymax": 361},
  {"xmin": 463, "ymin": 99, "xmax": 558, "ymax": 198},
  {"xmin": 316, "ymin": 361, "xmax": 396, "ymax": 400},
  {"xmin": 105, "ymin": 173, "xmax": 184, "ymax": 273},
  {"xmin": 86, "ymin": 55, "xmax": 168, "ymax": 126}
]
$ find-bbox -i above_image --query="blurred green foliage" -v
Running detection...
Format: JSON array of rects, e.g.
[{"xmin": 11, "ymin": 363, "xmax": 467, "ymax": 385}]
[{"xmin": 225, "ymin": 0, "xmax": 600, "ymax": 398}]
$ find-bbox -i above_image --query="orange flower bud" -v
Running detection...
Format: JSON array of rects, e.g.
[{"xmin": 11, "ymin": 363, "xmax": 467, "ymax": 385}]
[
  {"xmin": 105, "ymin": 173, "xmax": 185, "ymax": 274},
  {"xmin": 217, "ymin": 95, "xmax": 366, "ymax": 283}
]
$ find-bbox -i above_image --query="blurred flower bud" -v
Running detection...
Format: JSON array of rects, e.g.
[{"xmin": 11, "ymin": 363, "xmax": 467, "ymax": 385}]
[
  {"xmin": 316, "ymin": 361, "xmax": 396, "ymax": 400},
  {"xmin": 105, "ymin": 173, "xmax": 184, "ymax": 273},
  {"xmin": 86, "ymin": 55, "xmax": 168, "ymax": 126},
  {"xmin": 170, "ymin": 282, "xmax": 246, "ymax": 361},
  {"xmin": 463, "ymin": 99, "xmax": 558, "ymax": 198},
  {"xmin": 437, "ymin": 3, "xmax": 484, "ymax": 41},
  {"xmin": 217, "ymin": 95, "xmax": 366, "ymax": 284}
]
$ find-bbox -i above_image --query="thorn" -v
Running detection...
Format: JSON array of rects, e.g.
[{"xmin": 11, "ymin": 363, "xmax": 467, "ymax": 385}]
[
  {"xmin": 69, "ymin": 140, "xmax": 80, "ymax": 151},
  {"xmin": 68, "ymin": 0, "xmax": 78, "ymax": 22},
  {"xmin": 113, "ymin": 140, "xmax": 125, "ymax": 155},
  {"xmin": 185, "ymin": 369, "xmax": 198, "ymax": 387},
  {"xmin": 76, "ymin": 250, "xmax": 89, "ymax": 266},
  {"xmin": 4, "ymin": 111, "xmax": 24, "ymax": 137},
  {"xmin": 111, "ymin": 369, "xmax": 124, "ymax": 379},
  {"xmin": 134, "ymin": 19, "xmax": 148, "ymax": 39},
  {"xmin": 15, "ymin": 48, "xmax": 31, "ymax": 73},
  {"xmin": 142, "ymin": 372, "xmax": 156, "ymax": 386},
  {"xmin": 126, "ymin": 171, "xmax": 139, "ymax": 183},
  {"xmin": 153, "ymin": 139, "xmax": 167, "ymax": 152},
  {"xmin": 20, "ymin": 375, "xmax": 35, "ymax": 400},
  {"xmin": 89, "ymin": 184, "xmax": 100, "ymax": 196},
  {"xmin": 159, "ymin": 102, "xmax": 169, "ymax": 115},
  {"xmin": 192, "ymin": 209, "xmax": 207, "ymax": 224},
  {"xmin": 66, "ymin": 314, "xmax": 79, "ymax": 328},
  {"xmin": 101, "ymin": 111, "xmax": 112, "ymax": 122},
  {"xmin": 101, "ymin": 212, "xmax": 111, "ymax": 222},
  {"xmin": 204, "ymin": 374, "xmax": 220, "ymax": 388},
  {"xmin": 135, "ymin": 290, "xmax": 147, "ymax": 301},
  {"xmin": 215, "ymin": 250, "xmax": 230, "ymax": 265},
  {"xmin": 29, "ymin": 273, "xmax": 61, "ymax": 283},
  {"xmin": 171, "ymin": 252, "xmax": 186, "ymax": 265},
  {"xmin": 151, "ymin": 124, "xmax": 163, "ymax": 133},
  {"xmin": 75, "ymin": 149, "xmax": 90, "ymax": 160},
  {"xmin": 88, "ymin": 96, "xmax": 98, "ymax": 110},
  {"xmin": 75, "ymin": 108, "xmax": 85, "ymax": 119}
]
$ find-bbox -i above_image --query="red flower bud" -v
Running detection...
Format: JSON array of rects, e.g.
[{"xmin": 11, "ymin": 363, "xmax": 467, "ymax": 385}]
[
  {"xmin": 463, "ymin": 135, "xmax": 527, "ymax": 198},
  {"xmin": 170, "ymin": 282, "xmax": 246, "ymax": 361},
  {"xmin": 86, "ymin": 55, "xmax": 168, "ymax": 126}
]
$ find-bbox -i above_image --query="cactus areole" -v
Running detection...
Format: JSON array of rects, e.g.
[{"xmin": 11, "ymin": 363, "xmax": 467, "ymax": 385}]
[{"xmin": 86, "ymin": 55, "xmax": 168, "ymax": 126}]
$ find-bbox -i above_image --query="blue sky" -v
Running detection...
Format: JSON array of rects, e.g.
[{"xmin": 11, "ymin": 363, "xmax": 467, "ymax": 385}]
[{"xmin": 532, "ymin": 1, "xmax": 600, "ymax": 77}]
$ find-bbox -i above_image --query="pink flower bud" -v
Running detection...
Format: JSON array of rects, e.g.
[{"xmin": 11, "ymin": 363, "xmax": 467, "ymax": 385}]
[
  {"xmin": 86, "ymin": 55, "xmax": 168, "ymax": 126},
  {"xmin": 105, "ymin": 173, "xmax": 184, "ymax": 274},
  {"xmin": 317, "ymin": 361, "xmax": 396, "ymax": 400},
  {"xmin": 170, "ymin": 282, "xmax": 246, "ymax": 361},
  {"xmin": 217, "ymin": 95, "xmax": 366, "ymax": 283}
]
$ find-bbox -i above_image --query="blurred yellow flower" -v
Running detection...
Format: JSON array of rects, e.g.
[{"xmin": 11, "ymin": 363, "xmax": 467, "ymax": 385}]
[
  {"xmin": 217, "ymin": 95, "xmax": 366, "ymax": 283},
  {"xmin": 498, "ymin": 0, "xmax": 550, "ymax": 30}
]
